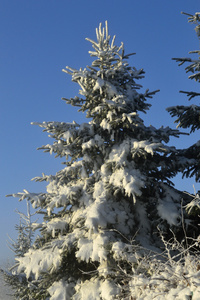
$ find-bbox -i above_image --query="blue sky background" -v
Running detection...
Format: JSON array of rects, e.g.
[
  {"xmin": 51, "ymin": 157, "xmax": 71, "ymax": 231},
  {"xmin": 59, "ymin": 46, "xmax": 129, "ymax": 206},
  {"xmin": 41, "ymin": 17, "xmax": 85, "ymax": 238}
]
[{"xmin": 0, "ymin": 0, "xmax": 200, "ymax": 265}]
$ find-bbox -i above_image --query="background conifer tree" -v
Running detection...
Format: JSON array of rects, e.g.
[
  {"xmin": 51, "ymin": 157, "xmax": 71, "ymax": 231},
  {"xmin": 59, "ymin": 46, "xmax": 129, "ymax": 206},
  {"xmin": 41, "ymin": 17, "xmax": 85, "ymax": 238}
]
[
  {"xmin": 8, "ymin": 22, "xmax": 191, "ymax": 299},
  {"xmin": 167, "ymin": 12, "xmax": 200, "ymax": 218},
  {"xmin": 7, "ymin": 201, "xmax": 34, "ymax": 257},
  {"xmin": 2, "ymin": 201, "xmax": 35, "ymax": 299}
]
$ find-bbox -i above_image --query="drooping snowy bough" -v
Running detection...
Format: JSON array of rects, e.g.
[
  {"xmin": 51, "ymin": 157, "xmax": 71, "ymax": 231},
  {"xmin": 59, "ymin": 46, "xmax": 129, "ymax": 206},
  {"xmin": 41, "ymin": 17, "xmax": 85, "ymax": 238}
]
[{"xmin": 9, "ymin": 22, "xmax": 193, "ymax": 299}]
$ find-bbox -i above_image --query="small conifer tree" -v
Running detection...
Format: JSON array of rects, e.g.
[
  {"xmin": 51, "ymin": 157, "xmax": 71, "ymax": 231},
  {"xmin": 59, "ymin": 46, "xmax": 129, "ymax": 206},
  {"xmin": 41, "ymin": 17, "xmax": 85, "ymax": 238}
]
[
  {"xmin": 7, "ymin": 201, "xmax": 34, "ymax": 257},
  {"xmin": 8, "ymin": 22, "xmax": 190, "ymax": 299},
  {"xmin": 3, "ymin": 201, "xmax": 35, "ymax": 299}
]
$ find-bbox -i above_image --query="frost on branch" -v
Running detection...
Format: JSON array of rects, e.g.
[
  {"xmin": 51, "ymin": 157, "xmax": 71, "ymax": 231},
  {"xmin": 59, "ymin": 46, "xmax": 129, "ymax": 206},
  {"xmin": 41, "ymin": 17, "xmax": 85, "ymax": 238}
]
[{"xmin": 7, "ymin": 21, "xmax": 194, "ymax": 299}]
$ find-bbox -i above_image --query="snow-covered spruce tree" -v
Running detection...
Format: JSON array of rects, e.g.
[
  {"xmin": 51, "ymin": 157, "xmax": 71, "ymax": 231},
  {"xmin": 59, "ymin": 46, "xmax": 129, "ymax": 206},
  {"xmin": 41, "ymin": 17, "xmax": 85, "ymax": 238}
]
[
  {"xmin": 10, "ymin": 22, "xmax": 188, "ymax": 299},
  {"xmin": 167, "ymin": 12, "xmax": 200, "ymax": 217}
]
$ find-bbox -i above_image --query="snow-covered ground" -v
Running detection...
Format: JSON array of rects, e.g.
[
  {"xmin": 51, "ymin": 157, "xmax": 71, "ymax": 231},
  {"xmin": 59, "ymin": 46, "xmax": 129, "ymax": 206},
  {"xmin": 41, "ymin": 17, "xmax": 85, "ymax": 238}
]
[{"xmin": 0, "ymin": 274, "xmax": 14, "ymax": 300}]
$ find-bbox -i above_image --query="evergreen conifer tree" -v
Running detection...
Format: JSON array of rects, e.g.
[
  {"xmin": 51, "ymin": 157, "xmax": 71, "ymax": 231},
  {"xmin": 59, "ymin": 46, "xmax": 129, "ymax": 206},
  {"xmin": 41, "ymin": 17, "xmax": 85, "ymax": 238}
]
[
  {"xmin": 167, "ymin": 12, "xmax": 200, "ymax": 217},
  {"xmin": 2, "ymin": 201, "xmax": 35, "ymax": 299},
  {"xmin": 7, "ymin": 201, "xmax": 34, "ymax": 257},
  {"xmin": 9, "ymin": 22, "xmax": 190, "ymax": 299}
]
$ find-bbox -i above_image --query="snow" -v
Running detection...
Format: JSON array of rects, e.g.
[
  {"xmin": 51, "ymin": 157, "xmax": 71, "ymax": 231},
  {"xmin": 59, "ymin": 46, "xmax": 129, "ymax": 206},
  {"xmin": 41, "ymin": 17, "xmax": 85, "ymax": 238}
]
[
  {"xmin": 82, "ymin": 134, "xmax": 104, "ymax": 152},
  {"xmin": 157, "ymin": 199, "xmax": 179, "ymax": 226},
  {"xmin": 109, "ymin": 168, "xmax": 144, "ymax": 201},
  {"xmin": 85, "ymin": 201, "xmax": 108, "ymax": 232},
  {"xmin": 62, "ymin": 130, "xmax": 74, "ymax": 143},
  {"xmin": 16, "ymin": 247, "xmax": 63, "ymax": 280},
  {"xmin": 73, "ymin": 278, "xmax": 119, "ymax": 300},
  {"xmin": 106, "ymin": 82, "xmax": 118, "ymax": 97},
  {"xmin": 100, "ymin": 118, "xmax": 112, "ymax": 131},
  {"xmin": 133, "ymin": 140, "xmax": 165, "ymax": 155},
  {"xmin": 112, "ymin": 241, "xmax": 138, "ymax": 263},
  {"xmin": 105, "ymin": 140, "xmax": 146, "ymax": 201},
  {"xmin": 48, "ymin": 279, "xmax": 74, "ymax": 299},
  {"xmin": 76, "ymin": 239, "xmax": 93, "ymax": 263},
  {"xmin": 46, "ymin": 218, "xmax": 68, "ymax": 238},
  {"xmin": 76, "ymin": 234, "xmax": 108, "ymax": 263},
  {"xmin": 93, "ymin": 77, "xmax": 104, "ymax": 94},
  {"xmin": 74, "ymin": 279, "xmax": 101, "ymax": 300},
  {"xmin": 100, "ymin": 280, "xmax": 120, "ymax": 300},
  {"xmin": 157, "ymin": 185, "xmax": 180, "ymax": 226}
]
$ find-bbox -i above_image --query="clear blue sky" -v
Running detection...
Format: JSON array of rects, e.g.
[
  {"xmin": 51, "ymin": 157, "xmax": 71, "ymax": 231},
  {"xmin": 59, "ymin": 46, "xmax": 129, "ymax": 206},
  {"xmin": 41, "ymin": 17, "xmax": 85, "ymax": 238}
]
[{"xmin": 0, "ymin": 0, "xmax": 200, "ymax": 265}]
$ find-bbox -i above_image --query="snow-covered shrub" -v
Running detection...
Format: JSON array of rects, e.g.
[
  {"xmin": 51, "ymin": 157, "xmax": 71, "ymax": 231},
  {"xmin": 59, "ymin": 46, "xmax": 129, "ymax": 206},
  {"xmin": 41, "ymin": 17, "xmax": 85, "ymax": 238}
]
[{"xmin": 113, "ymin": 230, "xmax": 200, "ymax": 299}]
